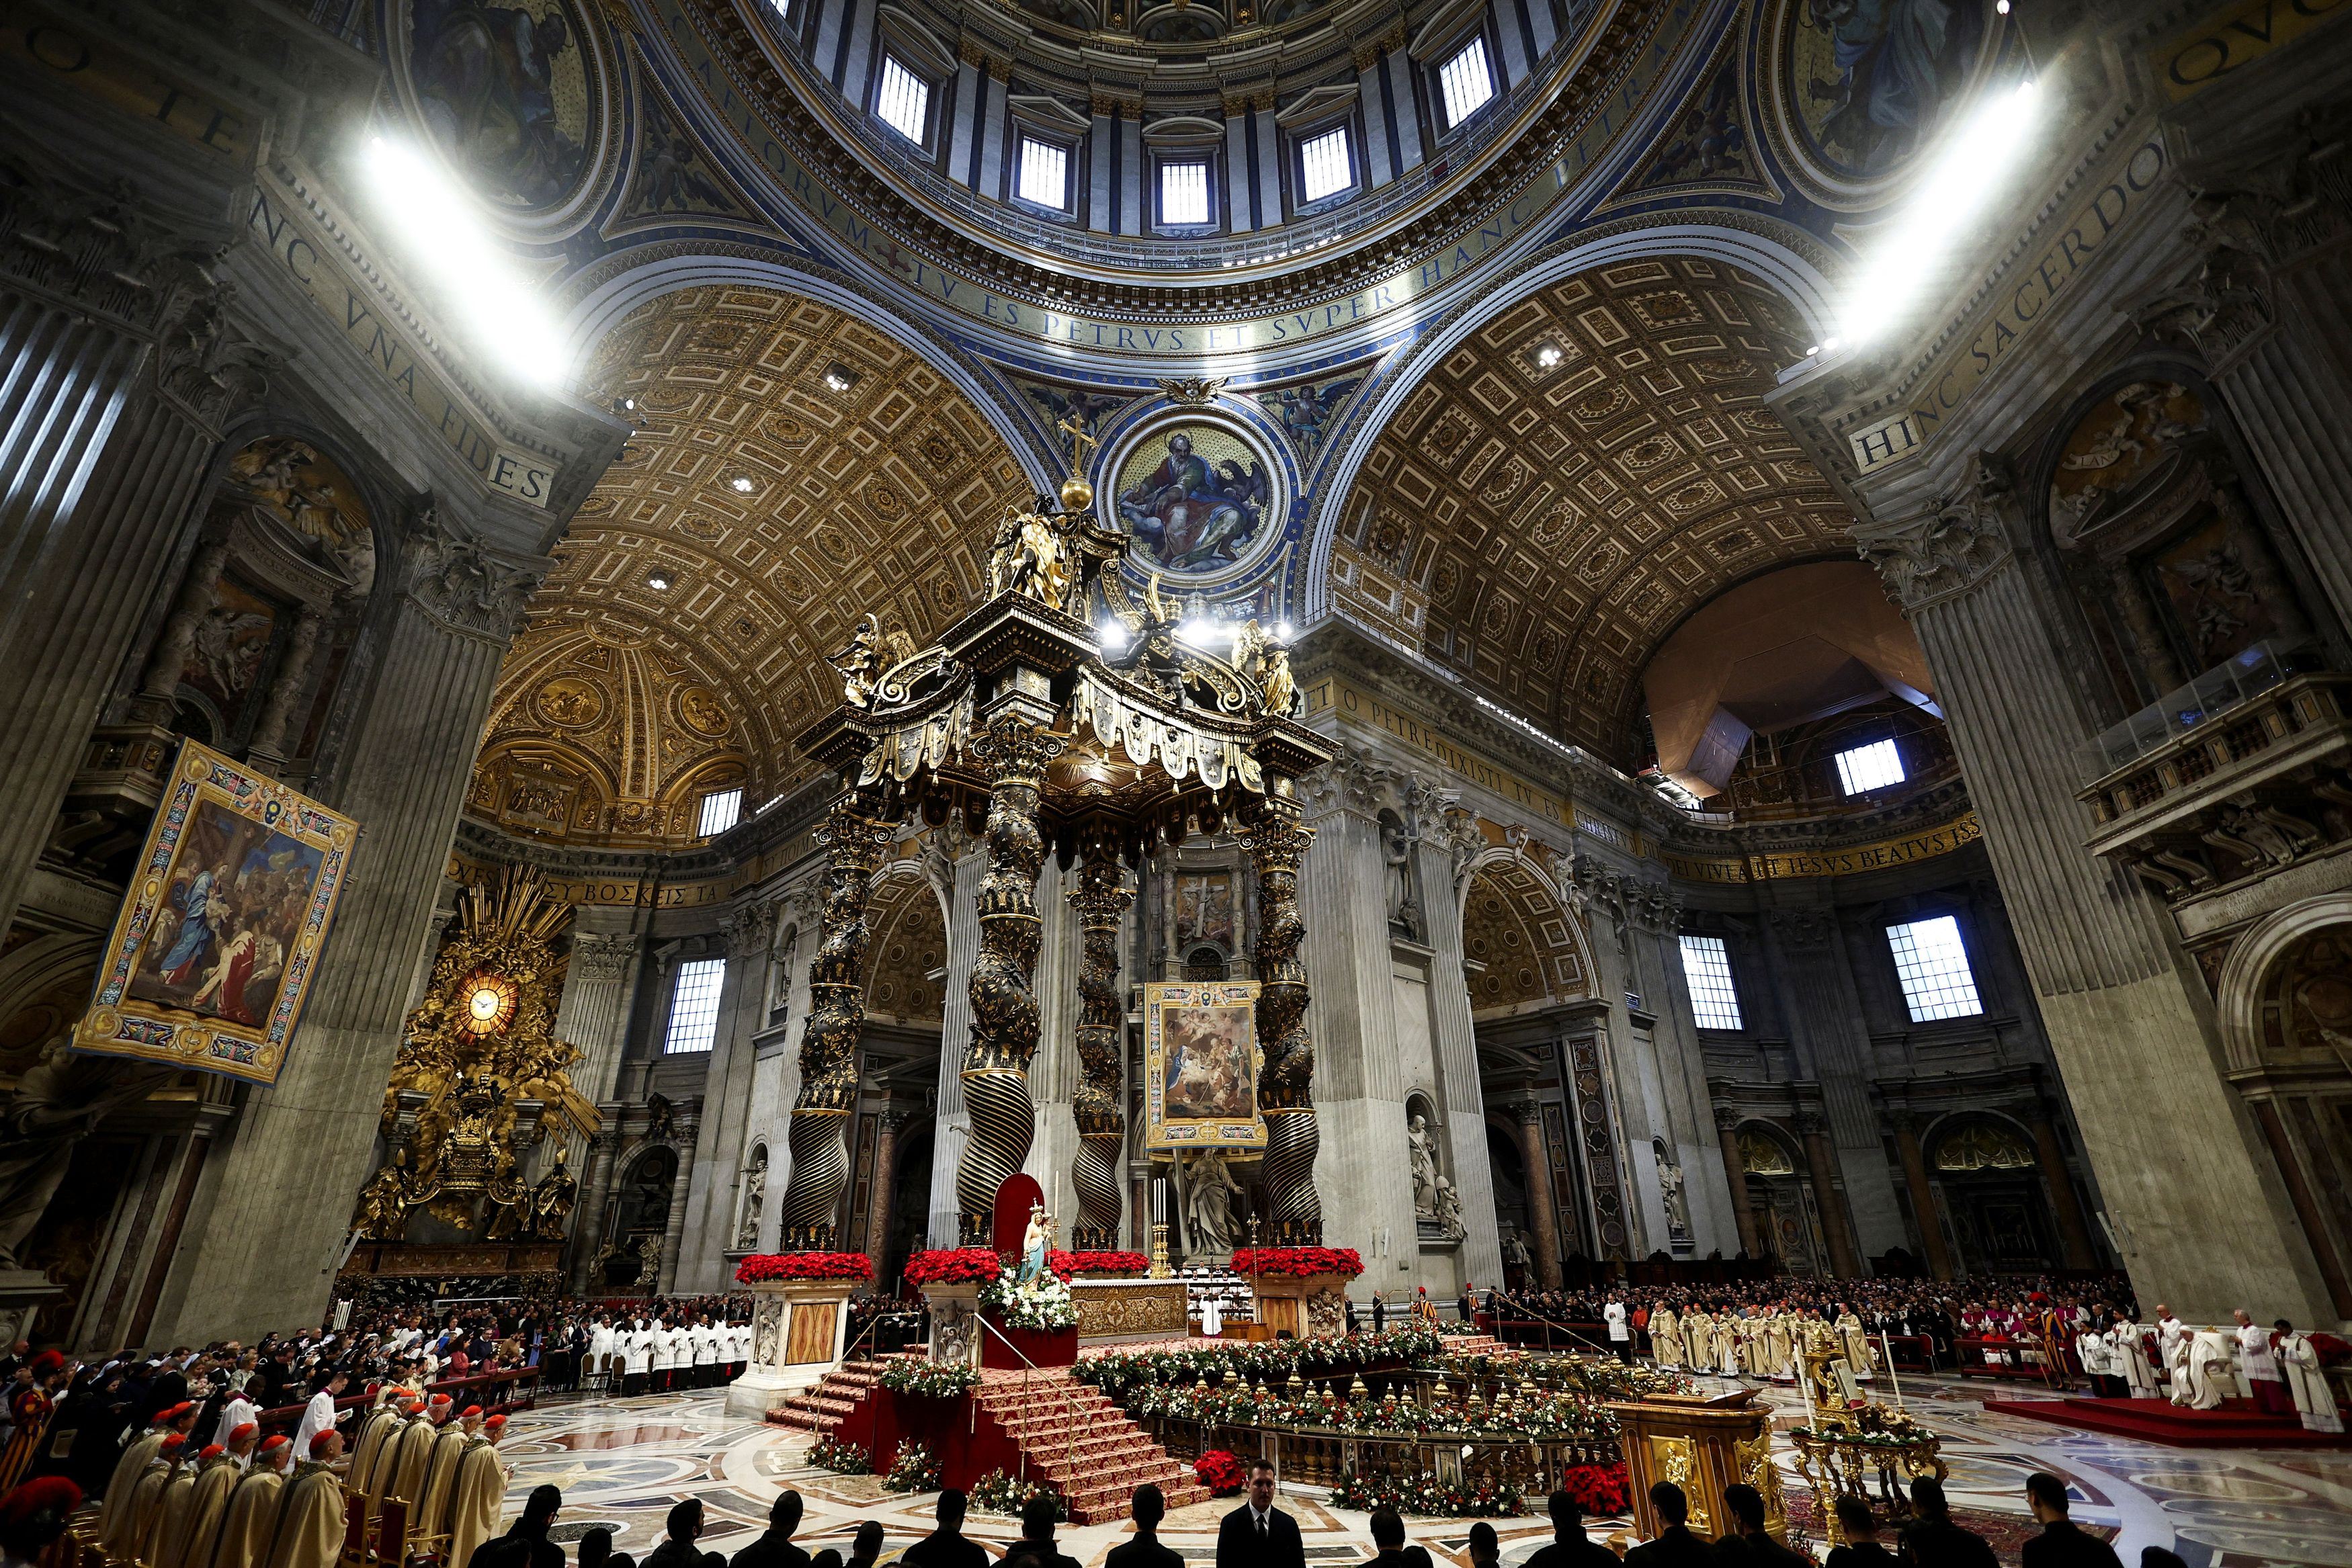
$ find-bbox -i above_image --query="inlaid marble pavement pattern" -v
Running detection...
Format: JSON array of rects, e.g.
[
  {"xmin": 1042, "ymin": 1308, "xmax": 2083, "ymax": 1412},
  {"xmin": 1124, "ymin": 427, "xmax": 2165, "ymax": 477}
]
[{"xmin": 498, "ymin": 1378, "xmax": 2352, "ymax": 1566}]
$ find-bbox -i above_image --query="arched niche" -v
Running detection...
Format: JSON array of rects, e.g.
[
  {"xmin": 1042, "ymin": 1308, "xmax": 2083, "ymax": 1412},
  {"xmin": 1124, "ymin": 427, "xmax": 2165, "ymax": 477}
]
[
  {"xmin": 1919, "ymin": 1110, "xmax": 2060, "ymax": 1276},
  {"xmin": 1460, "ymin": 855, "xmax": 1591, "ymax": 1019},
  {"xmin": 1734, "ymin": 1119, "xmax": 1825, "ymax": 1276},
  {"xmin": 2216, "ymin": 895, "xmax": 2352, "ymax": 1319}
]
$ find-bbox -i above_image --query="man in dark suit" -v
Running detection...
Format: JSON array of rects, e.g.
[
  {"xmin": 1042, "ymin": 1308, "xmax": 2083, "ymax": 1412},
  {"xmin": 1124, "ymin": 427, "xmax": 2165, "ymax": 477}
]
[
  {"xmin": 2019, "ymin": 1473, "xmax": 2123, "ymax": 1568},
  {"xmin": 1364, "ymin": 1508, "xmax": 1408, "ymax": 1568},
  {"xmin": 1521, "ymin": 1490, "xmax": 1618, "ymax": 1568},
  {"xmin": 1624, "ymin": 1483, "xmax": 1714, "ymax": 1567},
  {"xmin": 728, "ymin": 1491, "xmax": 811, "ymax": 1568},
  {"xmin": 1214, "ymin": 1461, "xmax": 1305, "ymax": 1568},
  {"xmin": 1897, "ymin": 1477, "xmax": 1999, "ymax": 1568},
  {"xmin": 1713, "ymin": 1485, "xmax": 1804, "ymax": 1565},
  {"xmin": 900, "ymin": 1490, "xmax": 989, "ymax": 1568},
  {"xmin": 1105, "ymin": 1486, "xmax": 1181, "ymax": 1568}
]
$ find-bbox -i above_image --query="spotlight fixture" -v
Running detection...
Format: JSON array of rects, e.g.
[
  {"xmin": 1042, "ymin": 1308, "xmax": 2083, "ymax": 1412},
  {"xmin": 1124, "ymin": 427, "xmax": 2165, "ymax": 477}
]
[
  {"xmin": 824, "ymin": 363, "xmax": 859, "ymax": 392},
  {"xmin": 1275, "ymin": 621, "xmax": 1294, "ymax": 641},
  {"xmin": 646, "ymin": 573, "xmax": 671, "ymax": 591},
  {"xmin": 1099, "ymin": 621, "xmax": 1130, "ymax": 650},
  {"xmin": 1535, "ymin": 345, "xmax": 1562, "ymax": 369},
  {"xmin": 729, "ymin": 475, "xmax": 755, "ymax": 493}
]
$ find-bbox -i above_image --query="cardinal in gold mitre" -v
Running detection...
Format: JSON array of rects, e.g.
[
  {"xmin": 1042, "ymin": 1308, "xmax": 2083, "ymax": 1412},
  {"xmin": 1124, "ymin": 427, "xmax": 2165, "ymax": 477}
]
[
  {"xmin": 210, "ymin": 1436, "xmax": 294, "ymax": 1568},
  {"xmin": 265, "ymin": 1430, "xmax": 349, "ymax": 1568}
]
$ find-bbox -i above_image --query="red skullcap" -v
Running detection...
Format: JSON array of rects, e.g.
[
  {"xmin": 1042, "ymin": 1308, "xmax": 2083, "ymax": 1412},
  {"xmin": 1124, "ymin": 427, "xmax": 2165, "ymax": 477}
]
[
  {"xmin": 460, "ymin": 1405, "xmax": 482, "ymax": 1419},
  {"xmin": 482, "ymin": 1415, "xmax": 505, "ymax": 1432},
  {"xmin": 160, "ymin": 1436, "xmax": 187, "ymax": 1455},
  {"xmin": 230, "ymin": 1424, "xmax": 257, "ymax": 1443},
  {"xmin": 163, "ymin": 1402, "xmax": 196, "ymax": 1422},
  {"xmin": 308, "ymin": 1431, "xmax": 337, "ymax": 1456},
  {"xmin": 428, "ymin": 1393, "xmax": 452, "ymax": 1407},
  {"xmin": 258, "ymin": 1436, "xmax": 290, "ymax": 1452},
  {"xmin": 198, "ymin": 1445, "xmax": 224, "ymax": 1461},
  {"xmin": 0, "ymin": 1477, "xmax": 81, "ymax": 1530}
]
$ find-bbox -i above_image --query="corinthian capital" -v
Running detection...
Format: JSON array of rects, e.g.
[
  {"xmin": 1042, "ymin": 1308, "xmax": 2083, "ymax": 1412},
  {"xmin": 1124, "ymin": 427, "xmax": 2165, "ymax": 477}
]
[
  {"xmin": 569, "ymin": 931, "xmax": 640, "ymax": 983},
  {"xmin": 1855, "ymin": 457, "xmax": 2014, "ymax": 611},
  {"xmin": 722, "ymin": 900, "xmax": 777, "ymax": 957},
  {"xmin": 405, "ymin": 506, "xmax": 543, "ymax": 641}
]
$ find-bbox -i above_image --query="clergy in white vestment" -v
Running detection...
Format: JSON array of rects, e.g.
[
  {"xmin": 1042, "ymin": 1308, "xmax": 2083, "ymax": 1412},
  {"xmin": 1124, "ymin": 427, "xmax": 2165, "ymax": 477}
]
[
  {"xmin": 290, "ymin": 1372, "xmax": 348, "ymax": 1458},
  {"xmin": 2236, "ymin": 1309, "xmax": 2294, "ymax": 1417},
  {"xmin": 622, "ymin": 1321, "xmax": 652, "ymax": 1396},
  {"xmin": 212, "ymin": 1379, "xmax": 261, "ymax": 1450},
  {"xmin": 1199, "ymin": 1293, "xmax": 1223, "ymax": 1336},
  {"xmin": 2277, "ymin": 1323, "xmax": 2345, "ymax": 1434},
  {"xmin": 585, "ymin": 1316, "xmax": 616, "ymax": 1391},
  {"xmin": 2154, "ymin": 1305, "xmax": 2188, "ymax": 1385},
  {"xmin": 2115, "ymin": 1324, "xmax": 2160, "ymax": 1399},
  {"xmin": 2171, "ymin": 1330, "xmax": 2233, "ymax": 1409},
  {"xmin": 728, "ymin": 1319, "xmax": 751, "ymax": 1376}
]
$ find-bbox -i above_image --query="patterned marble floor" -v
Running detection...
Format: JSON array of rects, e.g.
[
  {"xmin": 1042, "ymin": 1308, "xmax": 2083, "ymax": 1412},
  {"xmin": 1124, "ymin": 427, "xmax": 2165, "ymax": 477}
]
[{"xmin": 495, "ymin": 1375, "xmax": 2352, "ymax": 1567}]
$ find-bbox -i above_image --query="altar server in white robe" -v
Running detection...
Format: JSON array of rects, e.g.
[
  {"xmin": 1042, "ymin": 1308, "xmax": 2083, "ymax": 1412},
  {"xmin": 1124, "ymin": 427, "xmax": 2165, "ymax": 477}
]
[
  {"xmin": 2276, "ymin": 1321, "xmax": 2345, "ymax": 1433},
  {"xmin": 622, "ymin": 1320, "xmax": 653, "ymax": 1397},
  {"xmin": 2238, "ymin": 1309, "xmax": 2294, "ymax": 1416},
  {"xmin": 587, "ymin": 1317, "xmax": 618, "ymax": 1393},
  {"xmin": 728, "ymin": 1319, "xmax": 751, "ymax": 1377},
  {"xmin": 2116, "ymin": 1323, "xmax": 2160, "ymax": 1399},
  {"xmin": 691, "ymin": 1319, "xmax": 718, "ymax": 1387},
  {"xmin": 653, "ymin": 1320, "xmax": 682, "ymax": 1393}
]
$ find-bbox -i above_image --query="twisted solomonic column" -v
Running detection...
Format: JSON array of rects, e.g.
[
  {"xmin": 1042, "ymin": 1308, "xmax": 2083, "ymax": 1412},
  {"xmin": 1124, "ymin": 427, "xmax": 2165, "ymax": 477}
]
[
  {"xmin": 1068, "ymin": 844, "xmax": 1134, "ymax": 1248},
  {"xmin": 1242, "ymin": 783, "xmax": 1322, "ymax": 1242},
  {"xmin": 778, "ymin": 795, "xmax": 893, "ymax": 1249},
  {"xmin": 954, "ymin": 717, "xmax": 1065, "ymax": 1243}
]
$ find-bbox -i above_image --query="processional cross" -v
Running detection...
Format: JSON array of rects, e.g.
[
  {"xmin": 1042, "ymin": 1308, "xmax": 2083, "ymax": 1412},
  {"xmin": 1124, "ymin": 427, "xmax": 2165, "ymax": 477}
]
[{"xmin": 1057, "ymin": 412, "xmax": 1100, "ymax": 480}]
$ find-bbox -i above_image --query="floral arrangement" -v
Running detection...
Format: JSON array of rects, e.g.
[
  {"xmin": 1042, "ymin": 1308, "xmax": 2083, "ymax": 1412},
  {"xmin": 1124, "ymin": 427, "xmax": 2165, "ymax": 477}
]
[
  {"xmin": 1193, "ymin": 1449, "xmax": 1246, "ymax": 1497},
  {"xmin": 880, "ymin": 1359, "xmax": 981, "ymax": 1398},
  {"xmin": 905, "ymin": 1248, "xmax": 1006, "ymax": 1286},
  {"xmin": 1329, "ymin": 1468, "xmax": 1526, "ymax": 1518},
  {"xmin": 970, "ymin": 1469, "xmax": 1066, "ymax": 1520},
  {"xmin": 1229, "ymin": 1246, "xmax": 1364, "ymax": 1278},
  {"xmin": 1120, "ymin": 1375, "xmax": 1621, "ymax": 1444},
  {"xmin": 735, "ymin": 1252, "xmax": 875, "ymax": 1284},
  {"xmin": 981, "ymin": 1266, "xmax": 1078, "ymax": 1331},
  {"xmin": 808, "ymin": 1434, "xmax": 872, "ymax": 1474},
  {"xmin": 1049, "ymin": 1250, "xmax": 1150, "ymax": 1277},
  {"xmin": 1075, "ymin": 1329, "xmax": 1441, "ymax": 1396},
  {"xmin": 1557, "ymin": 1463, "xmax": 1630, "ymax": 1518},
  {"xmin": 882, "ymin": 1440, "xmax": 942, "ymax": 1494}
]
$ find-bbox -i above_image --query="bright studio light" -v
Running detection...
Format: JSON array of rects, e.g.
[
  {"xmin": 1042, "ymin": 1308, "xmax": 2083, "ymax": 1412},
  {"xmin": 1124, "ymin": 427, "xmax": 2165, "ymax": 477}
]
[
  {"xmin": 1099, "ymin": 621, "xmax": 1128, "ymax": 650},
  {"xmin": 1177, "ymin": 618, "xmax": 1222, "ymax": 646},
  {"xmin": 1837, "ymin": 78, "xmax": 2044, "ymax": 348},
  {"xmin": 363, "ymin": 136, "xmax": 566, "ymax": 386}
]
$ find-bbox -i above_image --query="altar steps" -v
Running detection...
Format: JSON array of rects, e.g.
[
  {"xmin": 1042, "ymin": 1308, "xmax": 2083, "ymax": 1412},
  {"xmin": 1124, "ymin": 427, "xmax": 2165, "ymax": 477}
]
[
  {"xmin": 974, "ymin": 1370, "xmax": 1211, "ymax": 1524},
  {"xmin": 767, "ymin": 1354, "xmax": 917, "ymax": 1434}
]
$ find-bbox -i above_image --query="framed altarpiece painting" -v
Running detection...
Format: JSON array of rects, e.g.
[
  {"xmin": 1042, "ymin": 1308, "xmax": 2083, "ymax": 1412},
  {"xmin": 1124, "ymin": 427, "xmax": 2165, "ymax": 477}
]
[
  {"xmin": 71, "ymin": 739, "xmax": 358, "ymax": 1085},
  {"xmin": 1142, "ymin": 980, "xmax": 1265, "ymax": 1151}
]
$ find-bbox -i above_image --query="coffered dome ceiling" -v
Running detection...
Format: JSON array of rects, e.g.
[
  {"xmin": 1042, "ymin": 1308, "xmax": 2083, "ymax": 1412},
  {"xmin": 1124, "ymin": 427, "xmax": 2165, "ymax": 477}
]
[
  {"xmin": 1327, "ymin": 257, "xmax": 1854, "ymax": 761},
  {"xmin": 468, "ymin": 284, "xmax": 1031, "ymax": 844}
]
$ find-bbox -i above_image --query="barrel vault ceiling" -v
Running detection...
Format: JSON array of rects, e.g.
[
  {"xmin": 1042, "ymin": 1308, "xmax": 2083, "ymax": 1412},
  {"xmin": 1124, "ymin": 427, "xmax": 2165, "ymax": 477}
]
[{"xmin": 1328, "ymin": 257, "xmax": 1856, "ymax": 763}]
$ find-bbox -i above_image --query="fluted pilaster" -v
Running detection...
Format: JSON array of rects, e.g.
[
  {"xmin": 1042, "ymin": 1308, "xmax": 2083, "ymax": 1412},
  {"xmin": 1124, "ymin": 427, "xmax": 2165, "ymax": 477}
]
[{"xmin": 149, "ymin": 524, "xmax": 535, "ymax": 1340}]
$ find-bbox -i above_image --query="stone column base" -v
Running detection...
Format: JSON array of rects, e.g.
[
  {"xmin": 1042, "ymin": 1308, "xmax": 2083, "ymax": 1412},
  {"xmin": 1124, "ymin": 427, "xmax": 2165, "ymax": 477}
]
[{"xmin": 728, "ymin": 1280, "xmax": 855, "ymax": 1415}]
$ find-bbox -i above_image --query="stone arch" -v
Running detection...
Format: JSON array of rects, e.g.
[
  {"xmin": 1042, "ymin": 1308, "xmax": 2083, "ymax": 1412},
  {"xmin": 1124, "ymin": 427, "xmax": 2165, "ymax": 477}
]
[
  {"xmin": 1456, "ymin": 847, "xmax": 1594, "ymax": 1017},
  {"xmin": 2214, "ymin": 894, "xmax": 2352, "ymax": 1317},
  {"xmin": 1302, "ymin": 225, "xmax": 1843, "ymax": 760},
  {"xmin": 561, "ymin": 254, "xmax": 1055, "ymax": 492},
  {"xmin": 863, "ymin": 864, "xmax": 949, "ymax": 1026}
]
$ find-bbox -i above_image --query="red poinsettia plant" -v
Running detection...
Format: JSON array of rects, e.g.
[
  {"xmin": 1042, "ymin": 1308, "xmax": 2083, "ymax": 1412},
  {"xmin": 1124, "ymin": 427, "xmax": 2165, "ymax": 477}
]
[
  {"xmin": 1193, "ymin": 1449, "xmax": 1247, "ymax": 1497},
  {"xmin": 1049, "ymin": 1250, "xmax": 1151, "ymax": 1278},
  {"xmin": 1229, "ymin": 1246, "xmax": 1365, "ymax": 1278},
  {"xmin": 735, "ymin": 1252, "xmax": 875, "ymax": 1284},
  {"xmin": 1558, "ymin": 1462, "xmax": 1630, "ymax": 1518},
  {"xmin": 904, "ymin": 1248, "xmax": 1007, "ymax": 1286}
]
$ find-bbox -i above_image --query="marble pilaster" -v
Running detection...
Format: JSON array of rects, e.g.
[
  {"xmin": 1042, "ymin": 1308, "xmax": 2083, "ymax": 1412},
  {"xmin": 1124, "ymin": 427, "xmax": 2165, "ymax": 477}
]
[
  {"xmin": 924, "ymin": 843, "xmax": 986, "ymax": 1247},
  {"xmin": 1764, "ymin": 907, "xmax": 1904, "ymax": 1259},
  {"xmin": 1857, "ymin": 485, "xmax": 2332, "ymax": 1322},
  {"xmin": 1417, "ymin": 840, "xmax": 1503, "ymax": 1289},
  {"xmin": 148, "ymin": 515, "xmax": 537, "ymax": 1341},
  {"xmin": 677, "ymin": 902, "xmax": 775, "ymax": 1289}
]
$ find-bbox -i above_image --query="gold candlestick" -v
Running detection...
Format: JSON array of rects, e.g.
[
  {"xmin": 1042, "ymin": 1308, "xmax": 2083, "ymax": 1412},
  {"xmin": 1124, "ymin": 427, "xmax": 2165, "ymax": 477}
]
[{"xmin": 1149, "ymin": 1222, "xmax": 1172, "ymax": 1279}]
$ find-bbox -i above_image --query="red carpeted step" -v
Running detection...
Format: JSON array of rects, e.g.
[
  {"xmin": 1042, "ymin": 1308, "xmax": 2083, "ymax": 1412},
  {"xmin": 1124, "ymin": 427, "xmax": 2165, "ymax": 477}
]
[{"xmin": 1985, "ymin": 1396, "xmax": 2352, "ymax": 1449}]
